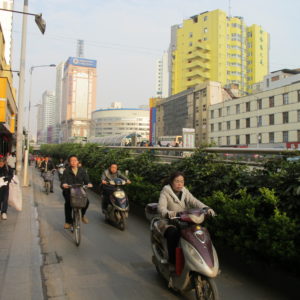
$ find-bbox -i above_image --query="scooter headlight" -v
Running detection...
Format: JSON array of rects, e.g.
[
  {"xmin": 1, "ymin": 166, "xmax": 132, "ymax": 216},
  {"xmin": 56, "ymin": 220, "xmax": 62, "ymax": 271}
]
[
  {"xmin": 186, "ymin": 242, "xmax": 203, "ymax": 264},
  {"xmin": 113, "ymin": 191, "xmax": 125, "ymax": 198}
]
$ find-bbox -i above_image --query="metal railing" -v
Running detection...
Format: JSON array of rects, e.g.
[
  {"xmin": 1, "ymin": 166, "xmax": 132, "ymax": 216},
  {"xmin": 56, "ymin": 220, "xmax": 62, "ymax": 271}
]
[{"xmin": 97, "ymin": 146, "xmax": 300, "ymax": 166}]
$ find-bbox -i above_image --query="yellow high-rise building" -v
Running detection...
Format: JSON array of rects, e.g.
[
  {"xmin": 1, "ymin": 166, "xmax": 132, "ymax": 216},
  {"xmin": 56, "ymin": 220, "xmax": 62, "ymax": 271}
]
[{"xmin": 170, "ymin": 9, "xmax": 269, "ymax": 95}]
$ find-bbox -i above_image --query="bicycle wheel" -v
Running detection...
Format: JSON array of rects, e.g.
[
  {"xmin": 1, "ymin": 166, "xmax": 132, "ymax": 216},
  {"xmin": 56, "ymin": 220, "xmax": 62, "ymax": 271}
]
[{"xmin": 73, "ymin": 208, "xmax": 81, "ymax": 246}]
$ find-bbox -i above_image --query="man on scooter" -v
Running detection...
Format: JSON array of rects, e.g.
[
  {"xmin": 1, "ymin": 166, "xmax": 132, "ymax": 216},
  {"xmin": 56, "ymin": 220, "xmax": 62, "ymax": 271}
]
[
  {"xmin": 101, "ymin": 163, "xmax": 131, "ymax": 212},
  {"xmin": 158, "ymin": 171, "xmax": 215, "ymax": 265}
]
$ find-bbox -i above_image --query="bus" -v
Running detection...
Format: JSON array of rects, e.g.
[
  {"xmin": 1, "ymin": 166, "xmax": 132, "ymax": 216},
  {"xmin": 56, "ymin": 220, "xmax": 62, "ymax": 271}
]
[{"xmin": 157, "ymin": 136, "xmax": 182, "ymax": 147}]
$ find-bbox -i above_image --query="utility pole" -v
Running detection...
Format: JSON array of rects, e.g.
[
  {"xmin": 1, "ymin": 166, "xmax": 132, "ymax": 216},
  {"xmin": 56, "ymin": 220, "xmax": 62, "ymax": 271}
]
[{"xmin": 16, "ymin": 0, "xmax": 28, "ymax": 175}]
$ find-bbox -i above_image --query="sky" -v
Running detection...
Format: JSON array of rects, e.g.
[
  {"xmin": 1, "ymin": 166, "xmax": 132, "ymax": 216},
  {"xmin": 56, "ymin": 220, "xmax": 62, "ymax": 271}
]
[{"xmin": 9, "ymin": 0, "xmax": 300, "ymax": 134}]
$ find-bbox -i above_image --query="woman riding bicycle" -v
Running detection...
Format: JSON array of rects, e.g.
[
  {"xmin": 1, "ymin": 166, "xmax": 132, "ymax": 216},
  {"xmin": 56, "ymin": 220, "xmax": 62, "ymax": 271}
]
[{"xmin": 61, "ymin": 155, "xmax": 93, "ymax": 229}]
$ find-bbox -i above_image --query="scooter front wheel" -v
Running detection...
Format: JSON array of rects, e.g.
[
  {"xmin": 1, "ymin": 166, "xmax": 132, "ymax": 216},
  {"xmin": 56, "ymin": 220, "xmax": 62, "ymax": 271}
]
[{"xmin": 193, "ymin": 274, "xmax": 219, "ymax": 300}]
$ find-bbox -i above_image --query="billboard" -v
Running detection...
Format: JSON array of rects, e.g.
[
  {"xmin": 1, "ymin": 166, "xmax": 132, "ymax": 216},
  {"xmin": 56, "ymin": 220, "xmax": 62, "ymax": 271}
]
[{"xmin": 66, "ymin": 57, "xmax": 97, "ymax": 69}]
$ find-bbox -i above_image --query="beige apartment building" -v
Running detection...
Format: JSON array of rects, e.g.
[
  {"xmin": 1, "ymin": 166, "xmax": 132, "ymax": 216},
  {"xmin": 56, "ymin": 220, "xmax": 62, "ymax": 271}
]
[
  {"xmin": 156, "ymin": 81, "xmax": 232, "ymax": 146},
  {"xmin": 209, "ymin": 81, "xmax": 300, "ymax": 148}
]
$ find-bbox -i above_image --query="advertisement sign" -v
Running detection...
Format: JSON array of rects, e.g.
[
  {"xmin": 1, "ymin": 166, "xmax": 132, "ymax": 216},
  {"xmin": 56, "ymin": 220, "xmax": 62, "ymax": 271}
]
[{"xmin": 66, "ymin": 57, "xmax": 97, "ymax": 68}]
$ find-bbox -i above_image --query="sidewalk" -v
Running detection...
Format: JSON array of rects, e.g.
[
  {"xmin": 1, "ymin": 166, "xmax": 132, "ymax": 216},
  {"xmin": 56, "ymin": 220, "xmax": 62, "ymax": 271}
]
[{"xmin": 0, "ymin": 169, "xmax": 44, "ymax": 300}]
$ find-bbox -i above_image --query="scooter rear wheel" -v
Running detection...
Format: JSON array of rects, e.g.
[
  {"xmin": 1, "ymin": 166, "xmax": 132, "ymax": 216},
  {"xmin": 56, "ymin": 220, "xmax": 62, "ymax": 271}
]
[{"xmin": 194, "ymin": 274, "xmax": 219, "ymax": 300}]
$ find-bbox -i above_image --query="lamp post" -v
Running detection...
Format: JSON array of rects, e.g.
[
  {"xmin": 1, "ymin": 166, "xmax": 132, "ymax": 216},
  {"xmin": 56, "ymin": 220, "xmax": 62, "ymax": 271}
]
[
  {"xmin": 23, "ymin": 64, "xmax": 56, "ymax": 186},
  {"xmin": 1, "ymin": 0, "xmax": 47, "ymax": 177}
]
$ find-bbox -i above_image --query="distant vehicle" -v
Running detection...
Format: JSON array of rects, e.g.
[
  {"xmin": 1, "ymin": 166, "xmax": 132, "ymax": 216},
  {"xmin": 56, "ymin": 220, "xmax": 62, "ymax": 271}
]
[{"xmin": 157, "ymin": 135, "xmax": 182, "ymax": 147}]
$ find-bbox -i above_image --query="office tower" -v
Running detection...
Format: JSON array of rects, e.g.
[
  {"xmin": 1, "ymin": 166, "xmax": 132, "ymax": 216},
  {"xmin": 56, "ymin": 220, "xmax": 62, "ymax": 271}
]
[
  {"xmin": 61, "ymin": 57, "xmax": 97, "ymax": 142},
  {"xmin": 155, "ymin": 51, "xmax": 170, "ymax": 98}
]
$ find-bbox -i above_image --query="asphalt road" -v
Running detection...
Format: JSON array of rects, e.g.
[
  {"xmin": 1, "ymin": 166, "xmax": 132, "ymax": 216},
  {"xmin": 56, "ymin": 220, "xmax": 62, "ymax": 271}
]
[{"xmin": 32, "ymin": 168, "xmax": 290, "ymax": 300}]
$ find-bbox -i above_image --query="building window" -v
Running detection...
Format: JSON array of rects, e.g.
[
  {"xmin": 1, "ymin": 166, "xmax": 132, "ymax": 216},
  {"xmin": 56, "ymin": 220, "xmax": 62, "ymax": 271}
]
[
  {"xmin": 257, "ymin": 99, "xmax": 262, "ymax": 109},
  {"xmin": 203, "ymin": 118, "xmax": 207, "ymax": 126},
  {"xmin": 283, "ymin": 93, "xmax": 289, "ymax": 105},
  {"xmin": 211, "ymin": 110, "xmax": 214, "ymax": 119},
  {"xmin": 246, "ymin": 101, "xmax": 250, "ymax": 112},
  {"xmin": 236, "ymin": 104, "xmax": 240, "ymax": 114},
  {"xmin": 283, "ymin": 131, "xmax": 289, "ymax": 143},
  {"xmin": 269, "ymin": 114, "xmax": 275, "ymax": 125},
  {"xmin": 189, "ymin": 42, "xmax": 193, "ymax": 47},
  {"xmin": 246, "ymin": 134, "xmax": 250, "ymax": 145},
  {"xmin": 227, "ymin": 106, "xmax": 230, "ymax": 115},
  {"xmin": 210, "ymin": 124, "xmax": 214, "ymax": 132},
  {"xmin": 298, "ymin": 110, "xmax": 300, "ymax": 122},
  {"xmin": 246, "ymin": 118, "xmax": 250, "ymax": 128},
  {"xmin": 298, "ymin": 90, "xmax": 300, "ymax": 102},
  {"xmin": 236, "ymin": 135, "xmax": 240, "ymax": 145},
  {"xmin": 298, "ymin": 130, "xmax": 300, "ymax": 142},
  {"xmin": 204, "ymin": 16, "xmax": 208, "ymax": 21},
  {"xmin": 204, "ymin": 27, "xmax": 208, "ymax": 33},
  {"xmin": 257, "ymin": 116, "xmax": 262, "ymax": 127},
  {"xmin": 218, "ymin": 136, "xmax": 221, "ymax": 145},
  {"xmin": 226, "ymin": 136, "xmax": 230, "ymax": 145},
  {"xmin": 236, "ymin": 119, "xmax": 240, "ymax": 129},
  {"xmin": 269, "ymin": 96, "xmax": 274, "ymax": 107},
  {"xmin": 269, "ymin": 132, "xmax": 275, "ymax": 143},
  {"xmin": 203, "ymin": 104, "xmax": 207, "ymax": 111},
  {"xmin": 218, "ymin": 122, "xmax": 222, "ymax": 131},
  {"xmin": 189, "ymin": 32, "xmax": 193, "ymax": 38},
  {"xmin": 227, "ymin": 121, "xmax": 231, "ymax": 130},
  {"xmin": 218, "ymin": 108, "xmax": 222, "ymax": 117},
  {"xmin": 283, "ymin": 112, "xmax": 289, "ymax": 124}
]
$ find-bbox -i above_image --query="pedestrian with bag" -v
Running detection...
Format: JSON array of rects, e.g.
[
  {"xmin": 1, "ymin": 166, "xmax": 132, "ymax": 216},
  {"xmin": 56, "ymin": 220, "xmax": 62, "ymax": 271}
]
[{"xmin": 0, "ymin": 156, "xmax": 14, "ymax": 220}]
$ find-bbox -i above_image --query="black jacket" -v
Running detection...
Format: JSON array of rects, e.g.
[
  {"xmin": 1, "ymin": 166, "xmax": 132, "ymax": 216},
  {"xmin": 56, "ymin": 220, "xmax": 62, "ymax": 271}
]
[
  {"xmin": 0, "ymin": 165, "xmax": 14, "ymax": 184},
  {"xmin": 40, "ymin": 160, "xmax": 55, "ymax": 172},
  {"xmin": 61, "ymin": 166, "xmax": 91, "ymax": 186}
]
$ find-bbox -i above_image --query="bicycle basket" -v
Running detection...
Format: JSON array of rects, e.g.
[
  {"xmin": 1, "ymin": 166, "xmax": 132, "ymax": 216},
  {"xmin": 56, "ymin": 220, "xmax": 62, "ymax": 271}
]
[
  {"xmin": 43, "ymin": 172, "xmax": 54, "ymax": 182},
  {"xmin": 70, "ymin": 187, "xmax": 87, "ymax": 208}
]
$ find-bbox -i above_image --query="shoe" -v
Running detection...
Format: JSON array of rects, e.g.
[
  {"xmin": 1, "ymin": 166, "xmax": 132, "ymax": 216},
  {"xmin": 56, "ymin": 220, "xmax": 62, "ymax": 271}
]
[
  {"xmin": 1, "ymin": 213, "xmax": 7, "ymax": 220},
  {"xmin": 82, "ymin": 216, "xmax": 89, "ymax": 224},
  {"xmin": 64, "ymin": 223, "xmax": 71, "ymax": 229}
]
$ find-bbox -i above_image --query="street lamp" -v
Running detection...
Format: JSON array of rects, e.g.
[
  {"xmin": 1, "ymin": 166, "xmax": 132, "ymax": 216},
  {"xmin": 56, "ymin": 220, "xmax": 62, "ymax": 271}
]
[
  {"xmin": 23, "ymin": 64, "xmax": 56, "ymax": 186},
  {"xmin": 0, "ymin": 1, "xmax": 47, "ymax": 177}
]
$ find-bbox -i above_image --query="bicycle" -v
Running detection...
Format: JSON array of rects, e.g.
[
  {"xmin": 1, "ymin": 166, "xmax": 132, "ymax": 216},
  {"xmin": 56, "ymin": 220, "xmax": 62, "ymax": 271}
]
[
  {"xmin": 67, "ymin": 184, "xmax": 89, "ymax": 246},
  {"xmin": 43, "ymin": 171, "xmax": 54, "ymax": 195}
]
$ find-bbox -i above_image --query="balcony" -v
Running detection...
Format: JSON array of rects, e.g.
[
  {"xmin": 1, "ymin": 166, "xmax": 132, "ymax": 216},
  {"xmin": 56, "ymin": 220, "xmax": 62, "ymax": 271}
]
[{"xmin": 186, "ymin": 60, "xmax": 210, "ymax": 70}]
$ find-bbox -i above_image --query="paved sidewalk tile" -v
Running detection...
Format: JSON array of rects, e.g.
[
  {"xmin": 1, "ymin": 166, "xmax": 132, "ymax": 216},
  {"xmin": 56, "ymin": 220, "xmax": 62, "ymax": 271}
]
[{"xmin": 0, "ymin": 169, "xmax": 44, "ymax": 300}]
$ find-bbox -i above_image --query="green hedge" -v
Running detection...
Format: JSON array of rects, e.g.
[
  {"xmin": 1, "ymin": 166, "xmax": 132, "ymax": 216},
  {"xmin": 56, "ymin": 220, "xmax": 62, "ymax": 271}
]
[{"xmin": 40, "ymin": 143, "xmax": 300, "ymax": 273}]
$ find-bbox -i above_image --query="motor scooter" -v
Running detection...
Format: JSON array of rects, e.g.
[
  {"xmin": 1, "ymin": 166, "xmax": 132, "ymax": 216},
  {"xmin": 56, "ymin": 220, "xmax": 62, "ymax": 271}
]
[
  {"xmin": 103, "ymin": 178, "xmax": 129, "ymax": 230},
  {"xmin": 145, "ymin": 204, "xmax": 220, "ymax": 300}
]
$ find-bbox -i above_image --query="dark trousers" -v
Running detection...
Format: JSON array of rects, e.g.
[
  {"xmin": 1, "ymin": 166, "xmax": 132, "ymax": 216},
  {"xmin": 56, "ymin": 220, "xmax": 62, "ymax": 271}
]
[
  {"xmin": 101, "ymin": 185, "xmax": 115, "ymax": 210},
  {"xmin": 164, "ymin": 226, "xmax": 181, "ymax": 264},
  {"xmin": 0, "ymin": 186, "xmax": 9, "ymax": 214},
  {"xmin": 63, "ymin": 190, "xmax": 89, "ymax": 224},
  {"xmin": 45, "ymin": 180, "xmax": 54, "ymax": 191}
]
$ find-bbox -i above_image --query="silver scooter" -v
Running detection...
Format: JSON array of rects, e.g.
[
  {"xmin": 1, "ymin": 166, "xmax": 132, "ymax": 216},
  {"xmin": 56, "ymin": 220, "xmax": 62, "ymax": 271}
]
[
  {"xmin": 103, "ymin": 178, "xmax": 129, "ymax": 230},
  {"xmin": 145, "ymin": 204, "xmax": 220, "ymax": 299}
]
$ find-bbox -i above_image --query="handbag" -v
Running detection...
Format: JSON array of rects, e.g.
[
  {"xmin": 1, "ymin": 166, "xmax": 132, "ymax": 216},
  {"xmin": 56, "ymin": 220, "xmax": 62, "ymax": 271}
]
[{"xmin": 8, "ymin": 175, "xmax": 23, "ymax": 211}]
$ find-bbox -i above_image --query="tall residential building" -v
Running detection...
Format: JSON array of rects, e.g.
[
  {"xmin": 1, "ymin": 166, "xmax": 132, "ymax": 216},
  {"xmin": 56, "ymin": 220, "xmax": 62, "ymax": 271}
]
[
  {"xmin": 0, "ymin": 0, "xmax": 13, "ymax": 64},
  {"xmin": 155, "ymin": 51, "xmax": 170, "ymax": 98},
  {"xmin": 61, "ymin": 57, "xmax": 97, "ymax": 142},
  {"xmin": 36, "ymin": 91, "xmax": 56, "ymax": 144},
  {"xmin": 168, "ymin": 9, "xmax": 269, "ymax": 95}
]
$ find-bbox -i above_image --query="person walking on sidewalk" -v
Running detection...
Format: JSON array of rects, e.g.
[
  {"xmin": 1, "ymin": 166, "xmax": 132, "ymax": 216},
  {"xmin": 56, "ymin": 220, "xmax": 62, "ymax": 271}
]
[
  {"xmin": 61, "ymin": 155, "xmax": 93, "ymax": 229},
  {"xmin": 0, "ymin": 157, "xmax": 14, "ymax": 220}
]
